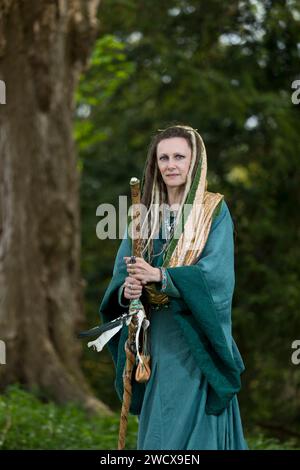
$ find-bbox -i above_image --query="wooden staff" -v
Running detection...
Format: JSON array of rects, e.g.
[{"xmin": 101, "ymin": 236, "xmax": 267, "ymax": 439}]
[{"xmin": 117, "ymin": 177, "xmax": 143, "ymax": 450}]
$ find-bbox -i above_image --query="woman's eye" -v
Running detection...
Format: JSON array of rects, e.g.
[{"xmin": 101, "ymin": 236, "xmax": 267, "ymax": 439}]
[{"xmin": 159, "ymin": 155, "xmax": 184, "ymax": 160}]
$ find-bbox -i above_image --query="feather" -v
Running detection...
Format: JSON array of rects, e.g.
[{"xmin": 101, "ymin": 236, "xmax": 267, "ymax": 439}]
[{"xmin": 87, "ymin": 324, "xmax": 124, "ymax": 352}]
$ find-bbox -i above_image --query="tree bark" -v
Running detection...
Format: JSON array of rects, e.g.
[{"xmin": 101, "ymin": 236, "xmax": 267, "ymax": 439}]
[{"xmin": 0, "ymin": 0, "xmax": 111, "ymax": 414}]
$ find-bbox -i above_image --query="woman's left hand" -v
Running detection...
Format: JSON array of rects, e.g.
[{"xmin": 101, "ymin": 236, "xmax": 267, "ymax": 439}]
[{"xmin": 123, "ymin": 257, "xmax": 161, "ymax": 285}]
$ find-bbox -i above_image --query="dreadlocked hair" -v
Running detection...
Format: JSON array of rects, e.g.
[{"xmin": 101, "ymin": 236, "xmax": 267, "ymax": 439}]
[{"xmin": 139, "ymin": 124, "xmax": 203, "ymax": 263}]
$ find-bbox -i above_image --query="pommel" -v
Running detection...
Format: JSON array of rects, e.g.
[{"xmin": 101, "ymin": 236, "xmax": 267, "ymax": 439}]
[{"xmin": 130, "ymin": 177, "xmax": 140, "ymax": 185}]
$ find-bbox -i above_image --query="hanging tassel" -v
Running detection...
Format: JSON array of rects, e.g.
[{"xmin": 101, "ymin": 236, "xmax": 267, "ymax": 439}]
[
  {"xmin": 134, "ymin": 309, "xmax": 147, "ymax": 366},
  {"xmin": 135, "ymin": 317, "xmax": 151, "ymax": 383}
]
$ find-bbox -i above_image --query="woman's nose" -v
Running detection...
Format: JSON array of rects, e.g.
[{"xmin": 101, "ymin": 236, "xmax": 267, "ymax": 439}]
[{"xmin": 167, "ymin": 160, "xmax": 176, "ymax": 169}]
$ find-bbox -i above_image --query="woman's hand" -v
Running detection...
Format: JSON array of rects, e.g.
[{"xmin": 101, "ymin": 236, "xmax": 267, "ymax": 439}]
[
  {"xmin": 123, "ymin": 256, "xmax": 161, "ymax": 285},
  {"xmin": 123, "ymin": 276, "xmax": 143, "ymax": 300}
]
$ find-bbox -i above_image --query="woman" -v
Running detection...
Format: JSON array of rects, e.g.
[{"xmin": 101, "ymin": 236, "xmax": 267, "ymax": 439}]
[{"xmin": 98, "ymin": 124, "xmax": 248, "ymax": 450}]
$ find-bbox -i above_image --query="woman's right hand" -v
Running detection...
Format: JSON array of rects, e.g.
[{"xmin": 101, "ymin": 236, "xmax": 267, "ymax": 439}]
[{"xmin": 123, "ymin": 276, "xmax": 143, "ymax": 300}]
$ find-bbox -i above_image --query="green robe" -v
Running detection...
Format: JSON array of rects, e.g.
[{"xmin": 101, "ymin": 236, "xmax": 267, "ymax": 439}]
[{"xmin": 98, "ymin": 200, "xmax": 248, "ymax": 449}]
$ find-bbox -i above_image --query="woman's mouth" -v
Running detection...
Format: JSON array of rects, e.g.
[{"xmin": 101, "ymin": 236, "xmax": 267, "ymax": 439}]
[{"xmin": 166, "ymin": 174, "xmax": 179, "ymax": 177}]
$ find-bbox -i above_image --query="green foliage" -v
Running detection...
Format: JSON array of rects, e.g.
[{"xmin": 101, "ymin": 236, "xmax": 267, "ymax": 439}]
[
  {"xmin": 0, "ymin": 385, "xmax": 138, "ymax": 450},
  {"xmin": 246, "ymin": 434, "xmax": 299, "ymax": 450},
  {"xmin": 75, "ymin": 0, "xmax": 300, "ymax": 435}
]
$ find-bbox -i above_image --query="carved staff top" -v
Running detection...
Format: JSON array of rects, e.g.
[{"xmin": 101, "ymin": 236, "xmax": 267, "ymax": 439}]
[{"xmin": 129, "ymin": 177, "xmax": 143, "ymax": 257}]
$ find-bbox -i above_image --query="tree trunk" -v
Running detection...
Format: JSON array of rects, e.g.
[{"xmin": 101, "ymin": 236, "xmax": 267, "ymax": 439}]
[{"xmin": 0, "ymin": 0, "xmax": 111, "ymax": 414}]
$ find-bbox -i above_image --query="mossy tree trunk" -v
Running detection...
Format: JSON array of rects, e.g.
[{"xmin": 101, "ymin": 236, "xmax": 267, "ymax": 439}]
[{"xmin": 0, "ymin": 0, "xmax": 110, "ymax": 414}]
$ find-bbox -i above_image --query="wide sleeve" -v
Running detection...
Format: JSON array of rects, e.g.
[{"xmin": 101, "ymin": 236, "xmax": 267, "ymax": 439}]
[
  {"xmin": 155, "ymin": 269, "xmax": 181, "ymax": 298},
  {"xmin": 195, "ymin": 201, "xmax": 245, "ymax": 371},
  {"xmin": 166, "ymin": 200, "xmax": 245, "ymax": 415},
  {"xmin": 95, "ymin": 236, "xmax": 130, "ymax": 380},
  {"xmin": 97, "ymin": 233, "xmax": 146, "ymax": 415},
  {"xmin": 99, "ymin": 234, "xmax": 131, "ymax": 323}
]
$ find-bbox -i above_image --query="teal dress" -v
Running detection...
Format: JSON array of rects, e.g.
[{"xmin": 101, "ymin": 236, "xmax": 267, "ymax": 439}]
[
  {"xmin": 136, "ymin": 209, "xmax": 248, "ymax": 450},
  {"xmin": 100, "ymin": 200, "xmax": 248, "ymax": 450}
]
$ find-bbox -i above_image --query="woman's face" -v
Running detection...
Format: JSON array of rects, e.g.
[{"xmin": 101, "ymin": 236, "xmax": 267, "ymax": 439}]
[{"xmin": 156, "ymin": 137, "xmax": 192, "ymax": 190}]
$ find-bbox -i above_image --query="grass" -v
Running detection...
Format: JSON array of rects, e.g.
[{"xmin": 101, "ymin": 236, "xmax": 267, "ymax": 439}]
[
  {"xmin": 0, "ymin": 385, "xmax": 298, "ymax": 450},
  {"xmin": 0, "ymin": 385, "xmax": 138, "ymax": 450}
]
